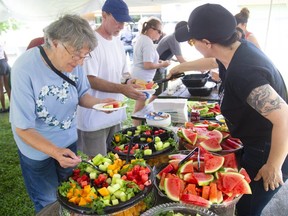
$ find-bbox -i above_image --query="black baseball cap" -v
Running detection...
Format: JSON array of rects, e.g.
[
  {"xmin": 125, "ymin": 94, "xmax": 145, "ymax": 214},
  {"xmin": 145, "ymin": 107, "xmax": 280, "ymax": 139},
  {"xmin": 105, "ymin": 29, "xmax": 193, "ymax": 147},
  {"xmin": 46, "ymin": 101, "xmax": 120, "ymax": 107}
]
[{"xmin": 175, "ymin": 4, "xmax": 236, "ymax": 43}]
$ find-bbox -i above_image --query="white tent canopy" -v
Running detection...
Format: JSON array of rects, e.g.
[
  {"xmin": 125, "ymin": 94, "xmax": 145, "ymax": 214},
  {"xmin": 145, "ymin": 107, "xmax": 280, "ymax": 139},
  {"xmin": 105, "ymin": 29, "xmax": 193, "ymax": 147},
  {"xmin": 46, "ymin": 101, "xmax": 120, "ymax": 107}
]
[{"xmin": 0, "ymin": 0, "xmax": 196, "ymax": 22}]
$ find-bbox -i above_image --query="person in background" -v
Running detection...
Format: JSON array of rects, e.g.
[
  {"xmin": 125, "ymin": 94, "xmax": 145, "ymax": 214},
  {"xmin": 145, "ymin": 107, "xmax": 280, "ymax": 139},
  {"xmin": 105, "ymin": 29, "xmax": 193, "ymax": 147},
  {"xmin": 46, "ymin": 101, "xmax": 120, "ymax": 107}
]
[
  {"xmin": 27, "ymin": 36, "xmax": 45, "ymax": 50},
  {"xmin": 0, "ymin": 41, "xmax": 11, "ymax": 113},
  {"xmin": 9, "ymin": 14, "xmax": 115, "ymax": 213},
  {"xmin": 175, "ymin": 3, "xmax": 288, "ymax": 216},
  {"xmin": 235, "ymin": 7, "xmax": 261, "ymax": 49},
  {"xmin": 152, "ymin": 21, "xmax": 187, "ymax": 99},
  {"xmin": 120, "ymin": 23, "xmax": 134, "ymax": 61},
  {"xmin": 77, "ymin": 0, "xmax": 145, "ymax": 157},
  {"xmin": 131, "ymin": 17, "xmax": 170, "ymax": 126}
]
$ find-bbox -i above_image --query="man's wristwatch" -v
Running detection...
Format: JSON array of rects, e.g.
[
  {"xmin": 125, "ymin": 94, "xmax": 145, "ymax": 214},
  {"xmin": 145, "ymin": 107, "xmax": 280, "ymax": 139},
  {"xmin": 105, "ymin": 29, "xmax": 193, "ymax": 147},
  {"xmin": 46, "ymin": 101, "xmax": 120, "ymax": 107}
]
[{"xmin": 121, "ymin": 78, "xmax": 130, "ymax": 84}]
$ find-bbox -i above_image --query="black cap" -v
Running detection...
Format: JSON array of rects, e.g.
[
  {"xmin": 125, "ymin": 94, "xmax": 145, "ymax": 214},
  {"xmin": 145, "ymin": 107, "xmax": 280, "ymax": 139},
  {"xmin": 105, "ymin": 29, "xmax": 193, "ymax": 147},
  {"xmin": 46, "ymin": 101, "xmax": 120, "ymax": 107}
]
[{"xmin": 175, "ymin": 4, "xmax": 236, "ymax": 43}]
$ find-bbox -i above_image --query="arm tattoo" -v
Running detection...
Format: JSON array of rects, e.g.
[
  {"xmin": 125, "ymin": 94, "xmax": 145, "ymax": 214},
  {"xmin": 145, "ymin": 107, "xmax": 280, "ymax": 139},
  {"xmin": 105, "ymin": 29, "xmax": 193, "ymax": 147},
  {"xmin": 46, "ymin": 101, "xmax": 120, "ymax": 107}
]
[{"xmin": 247, "ymin": 84, "xmax": 282, "ymax": 116}]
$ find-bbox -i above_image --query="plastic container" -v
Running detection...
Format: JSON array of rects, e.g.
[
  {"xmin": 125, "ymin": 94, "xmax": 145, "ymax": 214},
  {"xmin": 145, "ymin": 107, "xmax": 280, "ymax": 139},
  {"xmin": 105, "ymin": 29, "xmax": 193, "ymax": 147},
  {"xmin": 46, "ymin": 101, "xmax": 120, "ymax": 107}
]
[
  {"xmin": 141, "ymin": 202, "xmax": 218, "ymax": 216},
  {"xmin": 145, "ymin": 112, "xmax": 171, "ymax": 127},
  {"xmin": 107, "ymin": 126, "xmax": 178, "ymax": 167}
]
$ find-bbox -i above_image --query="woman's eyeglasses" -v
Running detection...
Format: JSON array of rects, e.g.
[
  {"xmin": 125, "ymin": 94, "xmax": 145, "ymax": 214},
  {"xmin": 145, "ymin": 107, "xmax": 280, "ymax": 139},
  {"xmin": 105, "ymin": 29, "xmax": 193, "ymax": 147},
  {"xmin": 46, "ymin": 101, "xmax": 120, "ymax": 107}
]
[
  {"xmin": 188, "ymin": 39, "xmax": 195, "ymax": 46},
  {"xmin": 151, "ymin": 27, "xmax": 162, "ymax": 35},
  {"xmin": 62, "ymin": 43, "xmax": 91, "ymax": 61}
]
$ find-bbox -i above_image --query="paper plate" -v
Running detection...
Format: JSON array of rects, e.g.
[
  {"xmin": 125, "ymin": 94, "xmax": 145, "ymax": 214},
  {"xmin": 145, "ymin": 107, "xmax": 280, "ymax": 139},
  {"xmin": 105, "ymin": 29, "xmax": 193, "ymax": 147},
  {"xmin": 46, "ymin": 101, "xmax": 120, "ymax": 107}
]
[
  {"xmin": 136, "ymin": 88, "xmax": 156, "ymax": 95},
  {"xmin": 92, "ymin": 103, "xmax": 127, "ymax": 111}
]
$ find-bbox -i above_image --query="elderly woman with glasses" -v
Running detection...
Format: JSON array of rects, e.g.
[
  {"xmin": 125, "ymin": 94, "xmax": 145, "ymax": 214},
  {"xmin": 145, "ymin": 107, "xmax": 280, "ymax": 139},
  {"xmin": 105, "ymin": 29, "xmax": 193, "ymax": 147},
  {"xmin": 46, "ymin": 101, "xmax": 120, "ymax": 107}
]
[
  {"xmin": 9, "ymin": 14, "xmax": 115, "ymax": 213},
  {"xmin": 131, "ymin": 17, "xmax": 170, "ymax": 126}
]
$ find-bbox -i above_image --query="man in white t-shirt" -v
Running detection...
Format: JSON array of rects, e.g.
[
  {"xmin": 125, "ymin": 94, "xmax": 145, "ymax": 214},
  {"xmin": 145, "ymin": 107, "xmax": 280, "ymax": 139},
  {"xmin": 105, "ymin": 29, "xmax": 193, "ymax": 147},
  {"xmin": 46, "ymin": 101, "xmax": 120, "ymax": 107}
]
[{"xmin": 77, "ymin": 0, "xmax": 145, "ymax": 157}]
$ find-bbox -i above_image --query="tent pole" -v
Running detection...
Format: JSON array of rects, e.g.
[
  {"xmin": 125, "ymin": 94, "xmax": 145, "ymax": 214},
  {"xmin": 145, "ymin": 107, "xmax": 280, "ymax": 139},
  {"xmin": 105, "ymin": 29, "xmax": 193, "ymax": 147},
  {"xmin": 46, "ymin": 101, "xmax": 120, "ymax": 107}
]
[{"xmin": 264, "ymin": 0, "xmax": 273, "ymax": 51}]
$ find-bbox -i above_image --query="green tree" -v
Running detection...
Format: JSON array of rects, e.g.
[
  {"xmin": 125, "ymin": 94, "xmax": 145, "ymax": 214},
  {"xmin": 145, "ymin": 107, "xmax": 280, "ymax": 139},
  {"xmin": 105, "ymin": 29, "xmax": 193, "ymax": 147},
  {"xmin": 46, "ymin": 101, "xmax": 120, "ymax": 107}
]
[{"xmin": 0, "ymin": 18, "xmax": 21, "ymax": 35}]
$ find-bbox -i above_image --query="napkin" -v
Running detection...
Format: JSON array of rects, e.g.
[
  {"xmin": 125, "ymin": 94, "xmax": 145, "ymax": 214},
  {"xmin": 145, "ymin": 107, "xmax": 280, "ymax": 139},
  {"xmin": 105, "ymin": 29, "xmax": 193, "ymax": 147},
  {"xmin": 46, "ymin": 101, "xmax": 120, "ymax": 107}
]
[{"xmin": 153, "ymin": 98, "xmax": 188, "ymax": 123}]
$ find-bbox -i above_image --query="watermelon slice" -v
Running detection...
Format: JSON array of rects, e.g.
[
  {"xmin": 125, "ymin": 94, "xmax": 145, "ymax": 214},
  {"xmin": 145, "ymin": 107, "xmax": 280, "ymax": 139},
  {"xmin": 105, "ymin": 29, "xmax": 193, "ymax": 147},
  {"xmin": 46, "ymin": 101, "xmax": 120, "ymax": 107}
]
[
  {"xmin": 164, "ymin": 177, "xmax": 185, "ymax": 201},
  {"xmin": 178, "ymin": 160, "xmax": 194, "ymax": 174},
  {"xmin": 204, "ymin": 153, "xmax": 224, "ymax": 173},
  {"xmin": 202, "ymin": 185, "xmax": 210, "ymax": 200},
  {"xmin": 223, "ymin": 153, "xmax": 238, "ymax": 171},
  {"xmin": 183, "ymin": 183, "xmax": 197, "ymax": 195},
  {"xmin": 199, "ymin": 138, "xmax": 222, "ymax": 152},
  {"xmin": 219, "ymin": 172, "xmax": 244, "ymax": 193},
  {"xmin": 181, "ymin": 128, "xmax": 197, "ymax": 145},
  {"xmin": 232, "ymin": 178, "xmax": 252, "ymax": 194},
  {"xmin": 180, "ymin": 193, "xmax": 211, "ymax": 208},
  {"xmin": 239, "ymin": 168, "xmax": 252, "ymax": 183},
  {"xmin": 168, "ymin": 154, "xmax": 187, "ymax": 160},
  {"xmin": 184, "ymin": 122, "xmax": 194, "ymax": 129},
  {"xmin": 198, "ymin": 130, "xmax": 223, "ymax": 152},
  {"xmin": 156, "ymin": 163, "xmax": 174, "ymax": 179},
  {"xmin": 209, "ymin": 182, "xmax": 218, "ymax": 204},
  {"xmin": 169, "ymin": 159, "xmax": 181, "ymax": 170},
  {"xmin": 183, "ymin": 172, "xmax": 214, "ymax": 186}
]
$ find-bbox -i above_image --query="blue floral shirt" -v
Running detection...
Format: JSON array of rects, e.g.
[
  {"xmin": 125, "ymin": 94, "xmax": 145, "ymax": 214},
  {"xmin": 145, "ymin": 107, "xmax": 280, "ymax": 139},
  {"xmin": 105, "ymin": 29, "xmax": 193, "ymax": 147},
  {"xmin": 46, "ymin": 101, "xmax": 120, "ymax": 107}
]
[{"xmin": 10, "ymin": 47, "xmax": 90, "ymax": 160}]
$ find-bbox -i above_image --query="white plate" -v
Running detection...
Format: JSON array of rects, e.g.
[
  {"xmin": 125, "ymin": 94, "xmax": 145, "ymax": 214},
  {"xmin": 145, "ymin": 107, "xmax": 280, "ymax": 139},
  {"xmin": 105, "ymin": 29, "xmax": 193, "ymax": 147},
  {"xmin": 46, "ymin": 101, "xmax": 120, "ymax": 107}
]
[
  {"xmin": 92, "ymin": 103, "xmax": 127, "ymax": 111},
  {"xmin": 215, "ymin": 114, "xmax": 225, "ymax": 123},
  {"xmin": 136, "ymin": 88, "xmax": 156, "ymax": 95}
]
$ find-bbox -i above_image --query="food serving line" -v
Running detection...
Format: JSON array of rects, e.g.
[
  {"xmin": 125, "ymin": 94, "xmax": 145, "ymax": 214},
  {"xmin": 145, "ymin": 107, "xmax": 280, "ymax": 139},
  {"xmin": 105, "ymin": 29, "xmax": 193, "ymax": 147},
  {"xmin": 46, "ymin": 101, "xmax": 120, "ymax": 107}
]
[{"xmin": 36, "ymin": 75, "xmax": 237, "ymax": 216}]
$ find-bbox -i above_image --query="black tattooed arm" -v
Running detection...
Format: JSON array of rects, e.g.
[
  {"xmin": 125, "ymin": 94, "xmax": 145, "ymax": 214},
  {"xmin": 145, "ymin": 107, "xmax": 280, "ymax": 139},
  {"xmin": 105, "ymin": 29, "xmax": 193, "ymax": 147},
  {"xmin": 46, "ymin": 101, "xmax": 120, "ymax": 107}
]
[{"xmin": 247, "ymin": 84, "xmax": 288, "ymax": 191}]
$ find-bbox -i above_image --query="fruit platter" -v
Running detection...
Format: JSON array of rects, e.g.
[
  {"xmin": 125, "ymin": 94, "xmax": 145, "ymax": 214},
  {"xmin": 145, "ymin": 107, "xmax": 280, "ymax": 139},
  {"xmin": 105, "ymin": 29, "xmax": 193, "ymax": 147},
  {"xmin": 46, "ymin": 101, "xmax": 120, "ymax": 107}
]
[
  {"xmin": 187, "ymin": 101, "xmax": 221, "ymax": 119},
  {"xmin": 141, "ymin": 202, "xmax": 217, "ymax": 216},
  {"xmin": 178, "ymin": 120, "xmax": 243, "ymax": 154},
  {"xmin": 57, "ymin": 152, "xmax": 154, "ymax": 215},
  {"xmin": 108, "ymin": 125, "xmax": 178, "ymax": 166},
  {"xmin": 154, "ymin": 149, "xmax": 252, "ymax": 216}
]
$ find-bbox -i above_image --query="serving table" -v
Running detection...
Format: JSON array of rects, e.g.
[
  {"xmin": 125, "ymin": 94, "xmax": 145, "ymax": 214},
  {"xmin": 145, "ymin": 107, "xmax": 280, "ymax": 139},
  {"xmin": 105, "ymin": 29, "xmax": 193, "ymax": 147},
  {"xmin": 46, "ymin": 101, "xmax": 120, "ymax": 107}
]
[{"xmin": 158, "ymin": 83, "xmax": 220, "ymax": 102}]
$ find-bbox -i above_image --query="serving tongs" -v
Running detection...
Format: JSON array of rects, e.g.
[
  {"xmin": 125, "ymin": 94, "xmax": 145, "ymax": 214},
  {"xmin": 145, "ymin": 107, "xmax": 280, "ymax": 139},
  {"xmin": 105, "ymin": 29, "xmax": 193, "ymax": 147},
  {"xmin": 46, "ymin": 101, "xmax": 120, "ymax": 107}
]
[
  {"xmin": 178, "ymin": 147, "xmax": 201, "ymax": 171},
  {"xmin": 81, "ymin": 159, "xmax": 104, "ymax": 173},
  {"xmin": 63, "ymin": 154, "xmax": 103, "ymax": 172},
  {"xmin": 155, "ymin": 72, "xmax": 185, "ymax": 84}
]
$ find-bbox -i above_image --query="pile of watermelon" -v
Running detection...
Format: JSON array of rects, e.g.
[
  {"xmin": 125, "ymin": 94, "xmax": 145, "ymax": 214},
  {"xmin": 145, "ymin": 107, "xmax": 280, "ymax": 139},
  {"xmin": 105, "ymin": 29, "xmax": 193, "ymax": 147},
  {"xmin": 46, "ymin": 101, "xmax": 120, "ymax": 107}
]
[
  {"xmin": 178, "ymin": 120, "xmax": 243, "ymax": 153},
  {"xmin": 156, "ymin": 149, "xmax": 251, "ymax": 208},
  {"xmin": 187, "ymin": 101, "xmax": 221, "ymax": 119}
]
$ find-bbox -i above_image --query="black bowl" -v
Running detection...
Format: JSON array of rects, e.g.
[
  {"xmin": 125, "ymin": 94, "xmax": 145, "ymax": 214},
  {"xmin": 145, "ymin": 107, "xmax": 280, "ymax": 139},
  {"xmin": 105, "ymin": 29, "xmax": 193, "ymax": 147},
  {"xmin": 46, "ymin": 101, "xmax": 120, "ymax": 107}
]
[
  {"xmin": 182, "ymin": 72, "xmax": 210, "ymax": 88},
  {"xmin": 187, "ymin": 81, "xmax": 216, "ymax": 96}
]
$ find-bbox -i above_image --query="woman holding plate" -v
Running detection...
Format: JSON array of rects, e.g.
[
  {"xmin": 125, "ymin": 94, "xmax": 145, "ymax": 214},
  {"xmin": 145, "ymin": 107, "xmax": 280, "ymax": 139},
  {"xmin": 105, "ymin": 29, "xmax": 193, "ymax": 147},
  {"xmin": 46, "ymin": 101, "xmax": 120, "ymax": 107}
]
[{"xmin": 131, "ymin": 17, "xmax": 170, "ymax": 126}]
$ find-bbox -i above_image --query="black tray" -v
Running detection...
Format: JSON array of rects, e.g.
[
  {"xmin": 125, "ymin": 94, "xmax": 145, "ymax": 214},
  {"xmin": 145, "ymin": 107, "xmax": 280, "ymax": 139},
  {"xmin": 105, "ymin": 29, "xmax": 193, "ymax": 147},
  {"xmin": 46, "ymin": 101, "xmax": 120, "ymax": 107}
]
[
  {"xmin": 57, "ymin": 165, "xmax": 154, "ymax": 215},
  {"xmin": 107, "ymin": 126, "xmax": 178, "ymax": 160}
]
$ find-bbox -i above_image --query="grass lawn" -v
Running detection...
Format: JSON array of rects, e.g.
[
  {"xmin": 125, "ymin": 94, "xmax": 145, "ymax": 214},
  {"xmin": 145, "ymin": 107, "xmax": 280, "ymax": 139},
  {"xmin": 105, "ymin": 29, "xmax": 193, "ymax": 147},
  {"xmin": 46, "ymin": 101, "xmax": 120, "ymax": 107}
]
[{"xmin": 0, "ymin": 97, "xmax": 135, "ymax": 215}]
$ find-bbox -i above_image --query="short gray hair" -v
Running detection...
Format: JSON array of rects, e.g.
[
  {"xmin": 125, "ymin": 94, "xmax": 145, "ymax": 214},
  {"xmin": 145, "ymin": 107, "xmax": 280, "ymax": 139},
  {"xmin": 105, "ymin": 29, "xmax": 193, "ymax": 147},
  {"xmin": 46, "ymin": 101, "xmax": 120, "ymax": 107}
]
[{"xmin": 43, "ymin": 14, "xmax": 97, "ymax": 51}]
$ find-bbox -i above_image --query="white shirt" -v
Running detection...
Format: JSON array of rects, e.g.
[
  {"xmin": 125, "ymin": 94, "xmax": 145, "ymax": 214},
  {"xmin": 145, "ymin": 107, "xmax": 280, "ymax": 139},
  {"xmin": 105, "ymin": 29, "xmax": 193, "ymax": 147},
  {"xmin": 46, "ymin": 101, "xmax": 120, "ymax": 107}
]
[
  {"xmin": 77, "ymin": 31, "xmax": 129, "ymax": 131},
  {"xmin": 132, "ymin": 34, "xmax": 159, "ymax": 81}
]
